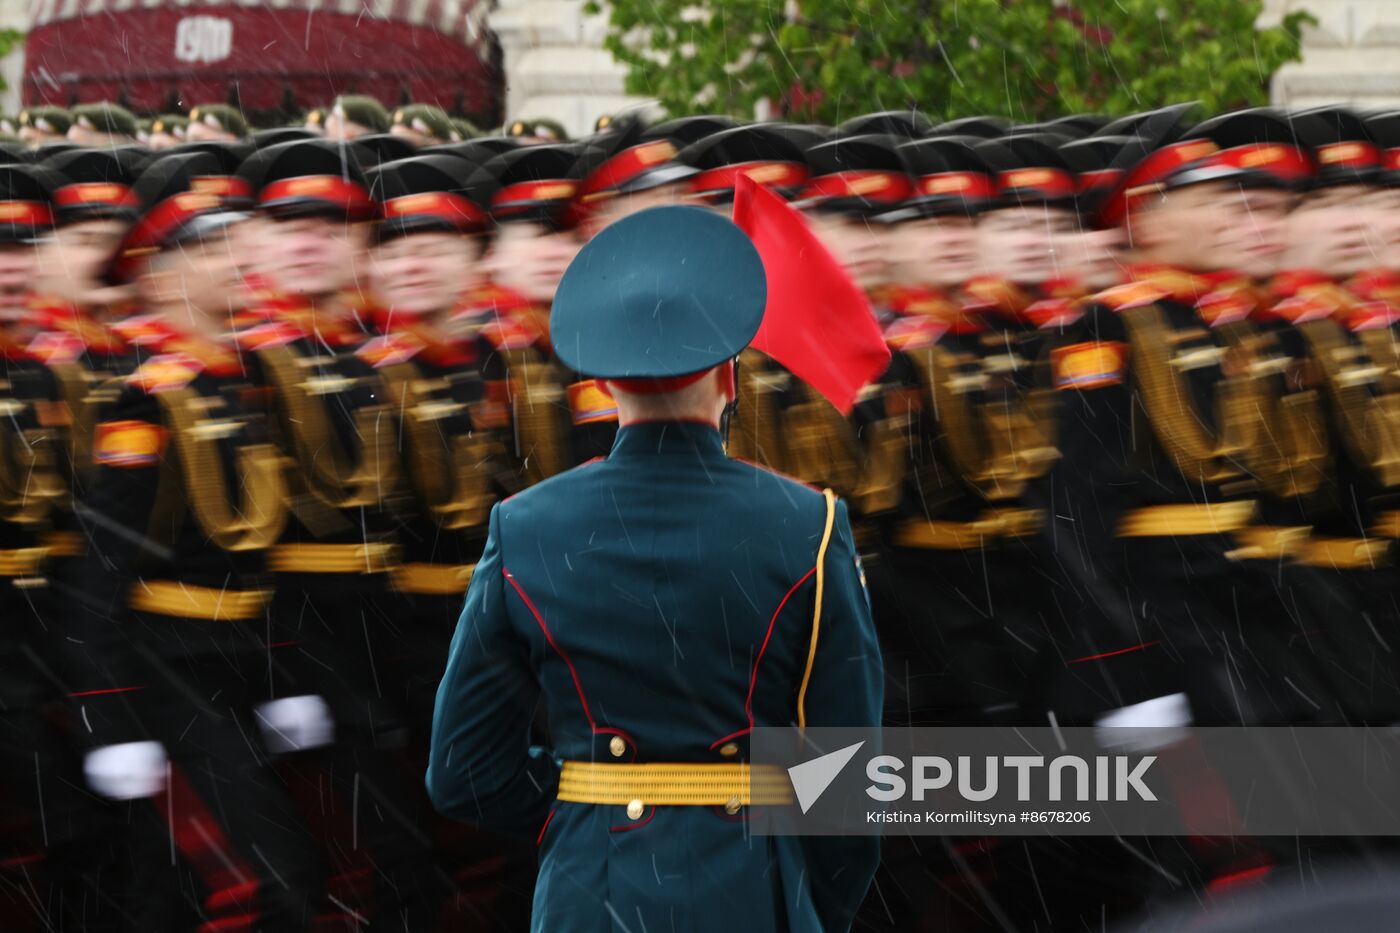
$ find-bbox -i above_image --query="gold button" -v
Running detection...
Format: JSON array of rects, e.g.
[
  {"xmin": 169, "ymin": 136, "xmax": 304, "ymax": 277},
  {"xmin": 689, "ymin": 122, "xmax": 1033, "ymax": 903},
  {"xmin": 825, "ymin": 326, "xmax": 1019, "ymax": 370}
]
[
  {"xmin": 609, "ymin": 736, "xmax": 626, "ymax": 758},
  {"xmin": 719, "ymin": 742, "xmax": 739, "ymax": 757},
  {"xmin": 626, "ymin": 799, "xmax": 645, "ymax": 820},
  {"xmin": 724, "ymin": 797, "xmax": 742, "ymax": 815}
]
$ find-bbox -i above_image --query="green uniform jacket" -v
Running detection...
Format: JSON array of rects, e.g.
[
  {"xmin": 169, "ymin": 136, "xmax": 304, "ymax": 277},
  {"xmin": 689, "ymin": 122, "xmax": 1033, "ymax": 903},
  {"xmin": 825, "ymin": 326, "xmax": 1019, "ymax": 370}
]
[{"xmin": 429, "ymin": 420, "xmax": 883, "ymax": 932}]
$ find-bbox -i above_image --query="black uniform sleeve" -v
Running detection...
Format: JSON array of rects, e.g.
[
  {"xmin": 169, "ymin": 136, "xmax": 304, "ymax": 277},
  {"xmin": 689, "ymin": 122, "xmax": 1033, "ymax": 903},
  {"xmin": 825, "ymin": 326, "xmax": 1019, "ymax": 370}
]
[{"xmin": 59, "ymin": 386, "xmax": 166, "ymax": 748}]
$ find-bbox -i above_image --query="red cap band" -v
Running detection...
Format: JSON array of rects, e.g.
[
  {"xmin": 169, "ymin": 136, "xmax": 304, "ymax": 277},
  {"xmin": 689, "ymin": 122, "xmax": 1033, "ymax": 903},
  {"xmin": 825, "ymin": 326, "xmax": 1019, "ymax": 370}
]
[
  {"xmin": 916, "ymin": 171, "xmax": 996, "ymax": 200},
  {"xmin": 54, "ymin": 182, "xmax": 138, "ymax": 210},
  {"xmin": 259, "ymin": 175, "xmax": 377, "ymax": 218},
  {"xmin": 689, "ymin": 161, "xmax": 809, "ymax": 197},
  {"xmin": 383, "ymin": 191, "xmax": 488, "ymax": 231},
  {"xmin": 799, "ymin": 170, "xmax": 914, "ymax": 204},
  {"xmin": 579, "ymin": 140, "xmax": 678, "ymax": 201},
  {"xmin": 0, "ymin": 200, "xmax": 55, "ymax": 228},
  {"xmin": 490, "ymin": 179, "xmax": 579, "ymax": 217},
  {"xmin": 996, "ymin": 167, "xmax": 1076, "ymax": 199}
]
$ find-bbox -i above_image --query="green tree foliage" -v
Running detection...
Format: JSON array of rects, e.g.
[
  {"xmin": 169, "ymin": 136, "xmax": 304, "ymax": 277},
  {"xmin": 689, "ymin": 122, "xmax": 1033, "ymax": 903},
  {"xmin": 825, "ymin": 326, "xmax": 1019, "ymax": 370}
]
[{"xmin": 585, "ymin": 0, "xmax": 1314, "ymax": 124}]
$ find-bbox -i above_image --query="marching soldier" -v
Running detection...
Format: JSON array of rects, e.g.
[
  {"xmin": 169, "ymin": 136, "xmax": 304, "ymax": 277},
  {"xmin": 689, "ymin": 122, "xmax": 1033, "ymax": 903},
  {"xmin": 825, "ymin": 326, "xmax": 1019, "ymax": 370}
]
[
  {"xmin": 34, "ymin": 146, "xmax": 146, "ymax": 337},
  {"xmin": 428, "ymin": 204, "xmax": 883, "ymax": 933},
  {"xmin": 460, "ymin": 143, "xmax": 596, "ymax": 479},
  {"xmin": 0, "ymin": 162, "xmax": 107, "ymax": 932},
  {"xmin": 1263, "ymin": 107, "xmax": 1400, "ymax": 723},
  {"xmin": 238, "ymin": 138, "xmax": 437, "ymax": 927},
  {"xmin": 364, "ymin": 152, "xmax": 537, "ymax": 929},
  {"xmin": 60, "ymin": 151, "xmax": 323, "ymax": 931}
]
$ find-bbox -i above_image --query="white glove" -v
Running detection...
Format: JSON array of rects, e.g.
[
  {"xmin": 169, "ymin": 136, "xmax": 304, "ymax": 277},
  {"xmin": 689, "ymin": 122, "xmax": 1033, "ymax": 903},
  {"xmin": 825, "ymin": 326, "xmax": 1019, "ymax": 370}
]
[
  {"xmin": 84, "ymin": 741, "xmax": 168, "ymax": 800},
  {"xmin": 255, "ymin": 695, "xmax": 335, "ymax": 753},
  {"xmin": 1094, "ymin": 693, "xmax": 1192, "ymax": 753}
]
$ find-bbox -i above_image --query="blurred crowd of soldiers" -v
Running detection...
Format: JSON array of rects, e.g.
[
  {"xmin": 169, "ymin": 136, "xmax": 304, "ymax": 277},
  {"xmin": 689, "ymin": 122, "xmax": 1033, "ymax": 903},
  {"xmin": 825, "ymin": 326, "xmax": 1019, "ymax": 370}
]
[{"xmin": 2, "ymin": 92, "xmax": 1400, "ymax": 931}]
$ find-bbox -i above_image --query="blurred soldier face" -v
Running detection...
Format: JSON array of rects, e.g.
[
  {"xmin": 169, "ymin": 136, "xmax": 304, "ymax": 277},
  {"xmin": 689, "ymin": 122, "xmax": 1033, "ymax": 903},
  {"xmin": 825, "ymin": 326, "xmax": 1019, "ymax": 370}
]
[
  {"xmin": 40, "ymin": 219, "xmax": 130, "ymax": 303},
  {"xmin": 889, "ymin": 214, "xmax": 977, "ymax": 288},
  {"xmin": 1127, "ymin": 181, "xmax": 1289, "ymax": 278},
  {"xmin": 976, "ymin": 204, "xmax": 1078, "ymax": 284},
  {"xmin": 138, "ymin": 231, "xmax": 245, "ymax": 322},
  {"xmin": 147, "ymin": 131, "xmax": 183, "ymax": 151},
  {"xmin": 0, "ymin": 242, "xmax": 38, "ymax": 317},
  {"xmin": 582, "ymin": 184, "xmax": 683, "ymax": 240},
  {"xmin": 804, "ymin": 211, "xmax": 891, "ymax": 291},
  {"xmin": 1283, "ymin": 184, "xmax": 1379, "ymax": 278},
  {"xmin": 370, "ymin": 231, "xmax": 480, "ymax": 316},
  {"xmin": 483, "ymin": 222, "xmax": 581, "ymax": 304},
  {"xmin": 1062, "ymin": 224, "xmax": 1125, "ymax": 290},
  {"xmin": 1370, "ymin": 188, "xmax": 1400, "ymax": 271},
  {"xmin": 259, "ymin": 215, "xmax": 362, "ymax": 299}
]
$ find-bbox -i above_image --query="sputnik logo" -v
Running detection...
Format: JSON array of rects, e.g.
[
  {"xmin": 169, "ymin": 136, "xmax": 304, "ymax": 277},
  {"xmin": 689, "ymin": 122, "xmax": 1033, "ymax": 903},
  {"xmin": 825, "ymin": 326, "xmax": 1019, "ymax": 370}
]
[{"xmin": 787, "ymin": 741, "xmax": 865, "ymax": 814}]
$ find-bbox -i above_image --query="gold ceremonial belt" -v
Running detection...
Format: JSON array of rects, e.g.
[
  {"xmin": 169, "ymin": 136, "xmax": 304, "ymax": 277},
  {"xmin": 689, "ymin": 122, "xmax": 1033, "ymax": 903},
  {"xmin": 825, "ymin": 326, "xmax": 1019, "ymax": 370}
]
[
  {"xmin": 1229, "ymin": 524, "xmax": 1310, "ymax": 561},
  {"xmin": 557, "ymin": 761, "xmax": 794, "ymax": 809},
  {"xmin": 129, "ymin": 581, "xmax": 272, "ymax": 621},
  {"xmin": 41, "ymin": 531, "xmax": 85, "ymax": 558},
  {"xmin": 893, "ymin": 508, "xmax": 1044, "ymax": 551},
  {"xmin": 0, "ymin": 547, "xmax": 47, "ymax": 577},
  {"xmin": 1117, "ymin": 501, "xmax": 1257, "ymax": 538},
  {"xmin": 1296, "ymin": 537, "xmax": 1390, "ymax": 571},
  {"xmin": 267, "ymin": 542, "xmax": 398, "ymax": 574},
  {"xmin": 1372, "ymin": 511, "xmax": 1400, "ymax": 539},
  {"xmin": 392, "ymin": 562, "xmax": 476, "ymax": 595}
]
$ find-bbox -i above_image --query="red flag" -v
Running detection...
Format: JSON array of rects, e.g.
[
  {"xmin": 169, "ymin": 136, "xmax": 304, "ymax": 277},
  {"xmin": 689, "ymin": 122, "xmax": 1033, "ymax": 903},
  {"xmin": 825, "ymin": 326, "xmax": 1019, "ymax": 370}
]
[{"xmin": 731, "ymin": 174, "xmax": 891, "ymax": 414}]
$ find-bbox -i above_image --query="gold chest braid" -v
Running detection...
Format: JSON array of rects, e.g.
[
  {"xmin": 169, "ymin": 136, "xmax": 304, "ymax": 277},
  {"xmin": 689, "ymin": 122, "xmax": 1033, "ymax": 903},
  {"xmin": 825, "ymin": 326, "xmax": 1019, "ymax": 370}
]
[
  {"xmin": 151, "ymin": 387, "xmax": 289, "ymax": 552},
  {"xmin": 256, "ymin": 344, "xmax": 398, "ymax": 510},
  {"xmin": 1119, "ymin": 305, "xmax": 1261, "ymax": 485},
  {"xmin": 905, "ymin": 342, "xmax": 1055, "ymax": 503},
  {"xmin": 379, "ymin": 361, "xmax": 496, "ymax": 532},
  {"xmin": 1226, "ymin": 322, "xmax": 1328, "ymax": 500},
  {"xmin": 0, "ymin": 393, "xmax": 64, "ymax": 525},
  {"xmin": 1298, "ymin": 319, "xmax": 1400, "ymax": 489}
]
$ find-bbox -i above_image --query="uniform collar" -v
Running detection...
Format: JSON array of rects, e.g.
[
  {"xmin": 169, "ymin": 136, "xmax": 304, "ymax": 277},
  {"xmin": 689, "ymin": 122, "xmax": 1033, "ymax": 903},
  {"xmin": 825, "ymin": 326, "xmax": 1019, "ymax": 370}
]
[{"xmin": 609, "ymin": 420, "xmax": 727, "ymax": 461}]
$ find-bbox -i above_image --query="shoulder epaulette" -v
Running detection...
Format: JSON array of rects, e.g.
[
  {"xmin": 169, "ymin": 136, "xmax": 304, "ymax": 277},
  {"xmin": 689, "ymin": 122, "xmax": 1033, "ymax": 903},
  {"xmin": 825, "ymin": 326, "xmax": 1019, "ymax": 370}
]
[
  {"xmin": 478, "ymin": 318, "xmax": 539, "ymax": 351},
  {"xmin": 1025, "ymin": 298, "xmax": 1084, "ymax": 329},
  {"xmin": 127, "ymin": 353, "xmax": 203, "ymax": 394},
  {"xmin": 883, "ymin": 315, "xmax": 947, "ymax": 350},
  {"xmin": 232, "ymin": 320, "xmax": 302, "ymax": 351},
  {"xmin": 26, "ymin": 330, "xmax": 85, "ymax": 365},
  {"xmin": 1094, "ymin": 281, "xmax": 1167, "ymax": 312},
  {"xmin": 356, "ymin": 332, "xmax": 425, "ymax": 368},
  {"xmin": 109, "ymin": 313, "xmax": 171, "ymax": 348}
]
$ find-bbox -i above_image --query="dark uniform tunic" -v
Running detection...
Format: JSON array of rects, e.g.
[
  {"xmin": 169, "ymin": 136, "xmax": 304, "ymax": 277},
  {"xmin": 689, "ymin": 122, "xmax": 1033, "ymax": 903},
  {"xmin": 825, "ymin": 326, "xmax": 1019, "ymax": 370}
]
[{"xmin": 429, "ymin": 422, "xmax": 883, "ymax": 933}]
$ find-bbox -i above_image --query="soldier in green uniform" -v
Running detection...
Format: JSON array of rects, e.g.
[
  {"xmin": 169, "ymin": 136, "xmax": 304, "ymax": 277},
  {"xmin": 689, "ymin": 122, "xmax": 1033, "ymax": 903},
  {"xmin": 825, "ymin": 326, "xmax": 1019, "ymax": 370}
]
[
  {"xmin": 428, "ymin": 204, "xmax": 883, "ymax": 932},
  {"xmin": 390, "ymin": 104, "xmax": 454, "ymax": 147},
  {"xmin": 18, "ymin": 106, "xmax": 72, "ymax": 148},
  {"xmin": 60, "ymin": 150, "xmax": 324, "ymax": 931},
  {"xmin": 66, "ymin": 102, "xmax": 140, "ymax": 147},
  {"xmin": 324, "ymin": 95, "xmax": 391, "ymax": 140},
  {"xmin": 364, "ymin": 152, "xmax": 537, "ymax": 929},
  {"xmin": 185, "ymin": 104, "xmax": 248, "ymax": 142},
  {"xmin": 147, "ymin": 114, "xmax": 189, "ymax": 150}
]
